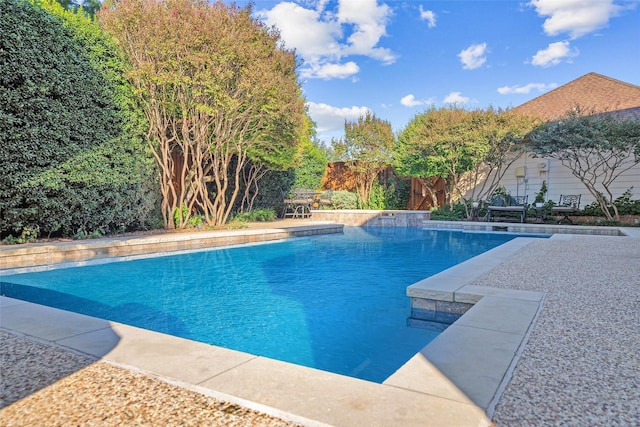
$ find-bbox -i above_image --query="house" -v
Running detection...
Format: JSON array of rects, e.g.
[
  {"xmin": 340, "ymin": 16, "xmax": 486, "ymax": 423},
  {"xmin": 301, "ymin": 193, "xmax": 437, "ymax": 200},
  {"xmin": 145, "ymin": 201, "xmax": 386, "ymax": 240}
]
[{"xmin": 465, "ymin": 72, "xmax": 640, "ymax": 209}]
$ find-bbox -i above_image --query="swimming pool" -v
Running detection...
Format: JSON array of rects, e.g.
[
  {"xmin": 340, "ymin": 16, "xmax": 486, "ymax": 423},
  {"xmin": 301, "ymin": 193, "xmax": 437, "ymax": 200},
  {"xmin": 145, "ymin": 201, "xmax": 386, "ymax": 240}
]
[{"xmin": 1, "ymin": 227, "xmax": 530, "ymax": 382}]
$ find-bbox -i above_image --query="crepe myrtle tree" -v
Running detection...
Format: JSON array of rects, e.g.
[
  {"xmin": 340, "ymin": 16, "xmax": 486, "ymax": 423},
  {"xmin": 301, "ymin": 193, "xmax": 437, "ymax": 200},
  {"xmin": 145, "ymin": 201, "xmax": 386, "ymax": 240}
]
[
  {"xmin": 100, "ymin": 0, "xmax": 306, "ymax": 228},
  {"xmin": 528, "ymin": 108, "xmax": 640, "ymax": 221},
  {"xmin": 333, "ymin": 112, "xmax": 395, "ymax": 207},
  {"xmin": 462, "ymin": 109, "xmax": 541, "ymax": 205}
]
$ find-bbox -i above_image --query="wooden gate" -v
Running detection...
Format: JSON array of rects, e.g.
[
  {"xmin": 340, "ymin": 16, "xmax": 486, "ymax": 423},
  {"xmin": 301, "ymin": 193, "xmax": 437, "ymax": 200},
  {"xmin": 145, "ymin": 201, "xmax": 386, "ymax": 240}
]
[{"xmin": 408, "ymin": 177, "xmax": 445, "ymax": 210}]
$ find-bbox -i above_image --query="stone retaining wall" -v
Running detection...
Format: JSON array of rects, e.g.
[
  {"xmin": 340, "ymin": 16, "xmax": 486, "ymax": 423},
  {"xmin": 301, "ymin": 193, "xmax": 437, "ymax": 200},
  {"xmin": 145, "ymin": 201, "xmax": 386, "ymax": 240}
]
[
  {"xmin": 311, "ymin": 210, "xmax": 431, "ymax": 226},
  {"xmin": 0, "ymin": 224, "xmax": 343, "ymax": 270}
]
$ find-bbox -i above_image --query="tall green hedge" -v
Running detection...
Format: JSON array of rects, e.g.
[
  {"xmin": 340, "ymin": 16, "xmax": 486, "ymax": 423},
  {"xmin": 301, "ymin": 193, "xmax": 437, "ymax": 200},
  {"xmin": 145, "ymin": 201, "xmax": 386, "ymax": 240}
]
[{"xmin": 0, "ymin": 0, "xmax": 158, "ymax": 239}]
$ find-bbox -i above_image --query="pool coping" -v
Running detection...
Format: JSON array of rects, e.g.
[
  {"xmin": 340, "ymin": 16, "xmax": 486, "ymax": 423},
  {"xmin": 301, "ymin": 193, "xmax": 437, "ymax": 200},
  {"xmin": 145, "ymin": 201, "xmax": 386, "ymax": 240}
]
[{"xmin": 1, "ymin": 222, "xmax": 638, "ymax": 425}]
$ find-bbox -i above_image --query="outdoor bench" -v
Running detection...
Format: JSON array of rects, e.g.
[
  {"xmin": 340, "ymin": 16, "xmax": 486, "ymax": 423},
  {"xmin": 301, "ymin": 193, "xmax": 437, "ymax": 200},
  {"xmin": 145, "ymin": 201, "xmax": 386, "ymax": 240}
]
[{"xmin": 487, "ymin": 194, "xmax": 528, "ymax": 223}]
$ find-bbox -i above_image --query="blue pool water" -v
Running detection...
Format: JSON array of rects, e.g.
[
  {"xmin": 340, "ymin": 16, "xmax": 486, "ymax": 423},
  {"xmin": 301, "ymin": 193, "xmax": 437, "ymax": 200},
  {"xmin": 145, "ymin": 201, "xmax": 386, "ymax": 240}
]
[{"xmin": 1, "ymin": 227, "xmax": 530, "ymax": 382}]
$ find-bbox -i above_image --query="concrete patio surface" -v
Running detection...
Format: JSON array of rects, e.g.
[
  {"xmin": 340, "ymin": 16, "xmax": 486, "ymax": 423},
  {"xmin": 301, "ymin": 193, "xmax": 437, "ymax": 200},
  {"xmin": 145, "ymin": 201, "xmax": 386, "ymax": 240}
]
[{"xmin": 1, "ymin": 220, "xmax": 639, "ymax": 426}]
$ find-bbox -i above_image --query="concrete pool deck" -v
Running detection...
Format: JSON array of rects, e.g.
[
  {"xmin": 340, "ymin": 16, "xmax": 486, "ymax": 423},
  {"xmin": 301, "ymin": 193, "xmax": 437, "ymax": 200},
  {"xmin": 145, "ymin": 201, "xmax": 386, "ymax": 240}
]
[{"xmin": 1, "ymin": 220, "xmax": 639, "ymax": 426}]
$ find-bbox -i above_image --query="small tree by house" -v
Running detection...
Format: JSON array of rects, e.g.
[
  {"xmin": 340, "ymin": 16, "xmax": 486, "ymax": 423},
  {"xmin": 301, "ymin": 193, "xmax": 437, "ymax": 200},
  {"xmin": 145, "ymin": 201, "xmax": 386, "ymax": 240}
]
[
  {"xmin": 528, "ymin": 108, "xmax": 640, "ymax": 221},
  {"xmin": 395, "ymin": 107, "xmax": 489, "ymax": 209},
  {"xmin": 395, "ymin": 107, "xmax": 539, "ymax": 214},
  {"xmin": 462, "ymin": 110, "xmax": 541, "ymax": 204}
]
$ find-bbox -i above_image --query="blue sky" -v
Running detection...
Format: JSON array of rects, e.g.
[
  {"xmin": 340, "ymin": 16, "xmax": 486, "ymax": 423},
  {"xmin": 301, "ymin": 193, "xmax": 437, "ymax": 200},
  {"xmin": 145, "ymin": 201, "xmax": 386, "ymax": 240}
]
[{"xmin": 236, "ymin": 0, "xmax": 640, "ymax": 144}]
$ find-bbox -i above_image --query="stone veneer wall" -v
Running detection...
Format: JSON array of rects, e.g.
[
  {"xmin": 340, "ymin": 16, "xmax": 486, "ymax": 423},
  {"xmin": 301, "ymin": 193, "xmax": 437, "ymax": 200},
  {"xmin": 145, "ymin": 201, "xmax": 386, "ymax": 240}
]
[
  {"xmin": 0, "ymin": 225, "xmax": 343, "ymax": 269},
  {"xmin": 311, "ymin": 210, "xmax": 431, "ymax": 226}
]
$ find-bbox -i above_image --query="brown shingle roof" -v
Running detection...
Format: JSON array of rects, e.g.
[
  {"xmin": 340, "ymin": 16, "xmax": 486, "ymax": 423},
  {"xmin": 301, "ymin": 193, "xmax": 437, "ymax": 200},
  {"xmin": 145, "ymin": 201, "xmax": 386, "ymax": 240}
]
[{"xmin": 512, "ymin": 72, "xmax": 640, "ymax": 120}]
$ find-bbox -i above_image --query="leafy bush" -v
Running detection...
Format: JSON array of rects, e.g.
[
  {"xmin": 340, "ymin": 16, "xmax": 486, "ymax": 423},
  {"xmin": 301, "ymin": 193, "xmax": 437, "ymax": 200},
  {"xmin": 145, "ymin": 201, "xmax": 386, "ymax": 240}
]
[
  {"xmin": 527, "ymin": 200, "xmax": 554, "ymax": 219},
  {"xmin": 430, "ymin": 203, "xmax": 467, "ymax": 220},
  {"xmin": 581, "ymin": 188, "xmax": 640, "ymax": 217},
  {"xmin": 612, "ymin": 188, "xmax": 640, "ymax": 215},
  {"xmin": 580, "ymin": 201, "xmax": 602, "ymax": 216},
  {"xmin": 292, "ymin": 139, "xmax": 327, "ymax": 191},
  {"xmin": 73, "ymin": 227, "xmax": 104, "ymax": 240},
  {"xmin": 368, "ymin": 177, "xmax": 410, "ymax": 210},
  {"xmin": 384, "ymin": 177, "xmax": 411, "ymax": 210},
  {"xmin": 241, "ymin": 169, "xmax": 295, "ymax": 216},
  {"xmin": 173, "ymin": 205, "xmax": 203, "ymax": 228},
  {"xmin": 0, "ymin": 0, "xmax": 157, "ymax": 240},
  {"xmin": 2, "ymin": 224, "xmax": 39, "ymax": 245},
  {"xmin": 234, "ymin": 208, "xmax": 277, "ymax": 222},
  {"xmin": 330, "ymin": 191, "xmax": 359, "ymax": 210},
  {"xmin": 368, "ymin": 181, "xmax": 387, "ymax": 210}
]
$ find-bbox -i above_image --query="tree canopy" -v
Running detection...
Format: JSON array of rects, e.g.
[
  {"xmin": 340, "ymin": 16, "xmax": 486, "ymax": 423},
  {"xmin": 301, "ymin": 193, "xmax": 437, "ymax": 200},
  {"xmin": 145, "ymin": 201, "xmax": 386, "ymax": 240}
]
[
  {"xmin": 100, "ymin": 0, "xmax": 306, "ymax": 227},
  {"xmin": 395, "ymin": 106, "xmax": 537, "ymax": 208},
  {"xmin": 334, "ymin": 112, "xmax": 395, "ymax": 206},
  {"xmin": 528, "ymin": 108, "xmax": 640, "ymax": 220},
  {"xmin": 0, "ymin": 0, "xmax": 156, "ymax": 239}
]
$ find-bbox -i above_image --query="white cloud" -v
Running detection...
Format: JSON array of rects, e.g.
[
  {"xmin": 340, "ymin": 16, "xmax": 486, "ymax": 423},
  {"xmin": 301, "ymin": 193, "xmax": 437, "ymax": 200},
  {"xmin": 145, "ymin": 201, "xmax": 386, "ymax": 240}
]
[
  {"xmin": 497, "ymin": 82, "xmax": 558, "ymax": 94},
  {"xmin": 530, "ymin": 41, "xmax": 579, "ymax": 67},
  {"xmin": 256, "ymin": 0, "xmax": 396, "ymax": 79},
  {"xmin": 419, "ymin": 6, "xmax": 436, "ymax": 28},
  {"xmin": 443, "ymin": 92, "xmax": 470, "ymax": 105},
  {"xmin": 400, "ymin": 94, "xmax": 423, "ymax": 107},
  {"xmin": 258, "ymin": 2, "xmax": 341, "ymax": 60},
  {"xmin": 306, "ymin": 101, "xmax": 370, "ymax": 134},
  {"xmin": 529, "ymin": 0, "xmax": 624, "ymax": 39},
  {"xmin": 301, "ymin": 61, "xmax": 360, "ymax": 80},
  {"xmin": 458, "ymin": 43, "xmax": 488, "ymax": 70},
  {"xmin": 337, "ymin": 0, "xmax": 396, "ymax": 63}
]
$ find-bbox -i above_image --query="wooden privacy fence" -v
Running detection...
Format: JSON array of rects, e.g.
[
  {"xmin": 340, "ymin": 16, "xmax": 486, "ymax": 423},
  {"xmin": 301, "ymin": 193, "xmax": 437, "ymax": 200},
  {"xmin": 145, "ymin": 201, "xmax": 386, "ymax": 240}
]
[
  {"xmin": 407, "ymin": 177, "xmax": 446, "ymax": 210},
  {"xmin": 169, "ymin": 155, "xmax": 445, "ymax": 211}
]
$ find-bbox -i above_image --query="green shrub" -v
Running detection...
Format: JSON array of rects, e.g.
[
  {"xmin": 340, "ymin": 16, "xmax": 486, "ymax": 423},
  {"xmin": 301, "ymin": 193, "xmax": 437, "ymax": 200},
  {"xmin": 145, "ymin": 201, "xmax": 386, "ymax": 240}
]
[
  {"xmin": 173, "ymin": 205, "xmax": 203, "ymax": 228},
  {"xmin": 73, "ymin": 227, "xmax": 104, "ymax": 240},
  {"xmin": 330, "ymin": 191, "xmax": 359, "ymax": 210},
  {"xmin": 292, "ymin": 139, "xmax": 327, "ymax": 190},
  {"xmin": 234, "ymin": 169, "xmax": 295, "ymax": 216},
  {"xmin": 0, "ymin": 0, "xmax": 157, "ymax": 239},
  {"xmin": 234, "ymin": 208, "xmax": 277, "ymax": 222},
  {"xmin": 430, "ymin": 203, "xmax": 467, "ymax": 220},
  {"xmin": 384, "ymin": 177, "xmax": 411, "ymax": 210},
  {"xmin": 2, "ymin": 224, "xmax": 39, "ymax": 245},
  {"xmin": 581, "ymin": 188, "xmax": 640, "ymax": 217},
  {"xmin": 613, "ymin": 188, "xmax": 640, "ymax": 215},
  {"xmin": 368, "ymin": 181, "xmax": 387, "ymax": 210}
]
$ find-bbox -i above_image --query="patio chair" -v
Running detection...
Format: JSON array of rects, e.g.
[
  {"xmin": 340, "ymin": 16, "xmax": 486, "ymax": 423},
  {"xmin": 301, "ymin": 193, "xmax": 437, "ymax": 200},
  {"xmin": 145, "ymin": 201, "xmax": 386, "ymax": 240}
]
[{"xmin": 552, "ymin": 194, "xmax": 581, "ymax": 224}]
